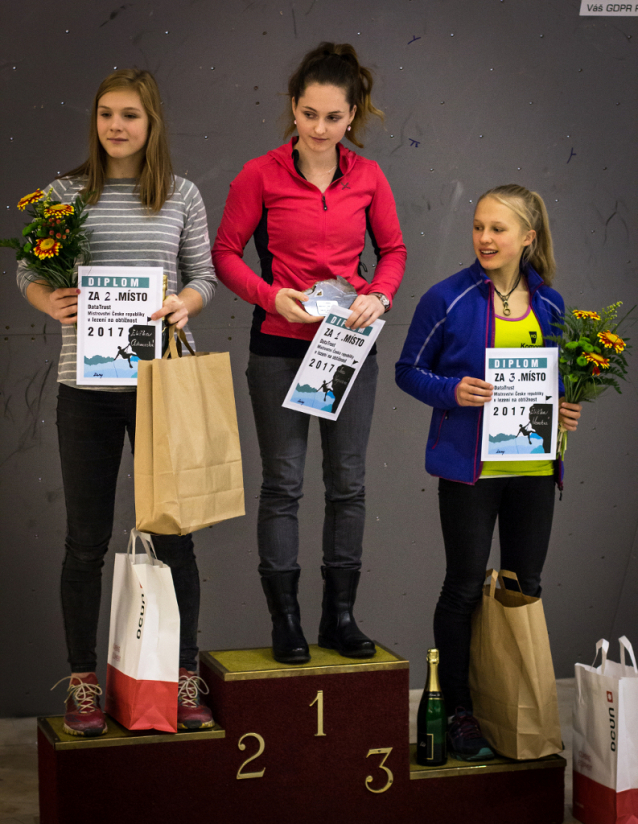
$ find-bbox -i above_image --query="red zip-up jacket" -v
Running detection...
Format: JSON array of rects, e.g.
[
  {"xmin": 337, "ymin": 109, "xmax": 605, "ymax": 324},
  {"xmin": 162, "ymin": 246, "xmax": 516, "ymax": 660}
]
[{"xmin": 212, "ymin": 138, "xmax": 406, "ymax": 344}]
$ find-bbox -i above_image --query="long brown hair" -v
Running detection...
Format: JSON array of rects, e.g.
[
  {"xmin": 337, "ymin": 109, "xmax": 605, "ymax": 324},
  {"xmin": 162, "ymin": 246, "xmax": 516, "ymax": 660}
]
[
  {"xmin": 283, "ymin": 42, "xmax": 383, "ymax": 149},
  {"xmin": 62, "ymin": 69, "xmax": 174, "ymax": 212},
  {"xmin": 477, "ymin": 184, "xmax": 557, "ymax": 285}
]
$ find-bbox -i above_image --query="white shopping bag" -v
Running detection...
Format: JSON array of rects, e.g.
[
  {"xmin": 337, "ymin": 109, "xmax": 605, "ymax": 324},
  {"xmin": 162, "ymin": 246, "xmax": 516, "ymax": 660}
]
[
  {"xmin": 573, "ymin": 636, "xmax": 638, "ymax": 824},
  {"xmin": 105, "ymin": 529, "xmax": 180, "ymax": 732}
]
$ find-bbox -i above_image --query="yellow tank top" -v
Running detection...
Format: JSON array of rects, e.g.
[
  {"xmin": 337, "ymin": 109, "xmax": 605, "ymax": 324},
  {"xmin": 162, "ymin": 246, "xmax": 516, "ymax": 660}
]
[{"xmin": 481, "ymin": 306, "xmax": 554, "ymax": 478}]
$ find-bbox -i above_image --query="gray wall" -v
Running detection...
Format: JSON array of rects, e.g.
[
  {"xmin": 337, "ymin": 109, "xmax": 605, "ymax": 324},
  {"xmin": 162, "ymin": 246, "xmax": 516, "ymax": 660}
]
[{"xmin": 1, "ymin": 0, "xmax": 637, "ymax": 716}]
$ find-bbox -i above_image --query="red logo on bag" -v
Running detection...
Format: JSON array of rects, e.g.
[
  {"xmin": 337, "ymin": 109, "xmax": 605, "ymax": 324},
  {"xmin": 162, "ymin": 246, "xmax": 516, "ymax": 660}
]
[{"xmin": 607, "ymin": 691, "xmax": 614, "ymax": 703}]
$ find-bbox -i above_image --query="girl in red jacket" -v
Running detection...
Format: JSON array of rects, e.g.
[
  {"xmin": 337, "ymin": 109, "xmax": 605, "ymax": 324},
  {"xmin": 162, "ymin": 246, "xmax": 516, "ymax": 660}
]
[{"xmin": 213, "ymin": 42, "xmax": 406, "ymax": 664}]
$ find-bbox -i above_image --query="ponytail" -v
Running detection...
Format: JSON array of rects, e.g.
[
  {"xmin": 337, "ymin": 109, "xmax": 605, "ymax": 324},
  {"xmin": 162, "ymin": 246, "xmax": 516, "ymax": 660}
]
[
  {"xmin": 478, "ymin": 184, "xmax": 556, "ymax": 285},
  {"xmin": 284, "ymin": 42, "xmax": 383, "ymax": 148}
]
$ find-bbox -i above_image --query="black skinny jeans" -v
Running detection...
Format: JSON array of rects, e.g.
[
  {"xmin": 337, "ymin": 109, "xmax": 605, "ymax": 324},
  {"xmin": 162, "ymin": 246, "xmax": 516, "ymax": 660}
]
[
  {"xmin": 433, "ymin": 475, "xmax": 555, "ymax": 715},
  {"xmin": 56, "ymin": 384, "xmax": 200, "ymax": 673}
]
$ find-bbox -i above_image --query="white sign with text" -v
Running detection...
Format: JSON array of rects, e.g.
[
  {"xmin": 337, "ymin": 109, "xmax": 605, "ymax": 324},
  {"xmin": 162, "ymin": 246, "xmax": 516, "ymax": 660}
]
[
  {"xmin": 282, "ymin": 306, "xmax": 384, "ymax": 421},
  {"xmin": 580, "ymin": 1, "xmax": 638, "ymax": 14},
  {"xmin": 76, "ymin": 266, "xmax": 163, "ymax": 386},
  {"xmin": 481, "ymin": 348, "xmax": 559, "ymax": 461}
]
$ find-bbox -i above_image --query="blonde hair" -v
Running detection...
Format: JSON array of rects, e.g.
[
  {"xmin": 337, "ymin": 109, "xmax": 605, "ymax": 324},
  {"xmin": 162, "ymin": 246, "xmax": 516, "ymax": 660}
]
[
  {"xmin": 62, "ymin": 69, "xmax": 174, "ymax": 212},
  {"xmin": 477, "ymin": 184, "xmax": 556, "ymax": 285},
  {"xmin": 284, "ymin": 42, "xmax": 383, "ymax": 149}
]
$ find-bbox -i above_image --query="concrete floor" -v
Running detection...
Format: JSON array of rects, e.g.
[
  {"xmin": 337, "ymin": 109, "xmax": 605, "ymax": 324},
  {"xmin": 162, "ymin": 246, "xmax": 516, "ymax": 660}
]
[{"xmin": 1, "ymin": 679, "xmax": 578, "ymax": 824}]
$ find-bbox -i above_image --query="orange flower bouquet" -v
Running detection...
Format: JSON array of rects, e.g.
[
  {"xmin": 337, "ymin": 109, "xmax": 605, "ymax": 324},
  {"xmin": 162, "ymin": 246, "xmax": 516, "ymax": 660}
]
[
  {"xmin": 549, "ymin": 302, "xmax": 634, "ymax": 457},
  {"xmin": 0, "ymin": 187, "xmax": 90, "ymax": 288}
]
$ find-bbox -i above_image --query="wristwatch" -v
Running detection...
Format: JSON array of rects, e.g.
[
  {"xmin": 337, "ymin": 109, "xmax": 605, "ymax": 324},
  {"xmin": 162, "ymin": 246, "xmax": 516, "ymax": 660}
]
[{"xmin": 371, "ymin": 292, "xmax": 390, "ymax": 312}]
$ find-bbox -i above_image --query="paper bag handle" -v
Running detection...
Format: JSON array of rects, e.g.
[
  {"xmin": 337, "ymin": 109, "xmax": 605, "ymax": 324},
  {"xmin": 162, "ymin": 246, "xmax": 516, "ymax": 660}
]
[
  {"xmin": 619, "ymin": 636, "xmax": 638, "ymax": 673},
  {"xmin": 163, "ymin": 324, "xmax": 196, "ymax": 360},
  {"xmin": 127, "ymin": 528, "xmax": 157, "ymax": 562},
  {"xmin": 593, "ymin": 638, "xmax": 609, "ymax": 673},
  {"xmin": 485, "ymin": 568, "xmax": 523, "ymax": 598}
]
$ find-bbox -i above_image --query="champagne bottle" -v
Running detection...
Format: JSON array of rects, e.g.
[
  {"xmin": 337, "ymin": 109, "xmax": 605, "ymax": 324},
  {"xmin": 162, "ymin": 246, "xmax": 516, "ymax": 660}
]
[{"xmin": 416, "ymin": 648, "xmax": 447, "ymax": 766}]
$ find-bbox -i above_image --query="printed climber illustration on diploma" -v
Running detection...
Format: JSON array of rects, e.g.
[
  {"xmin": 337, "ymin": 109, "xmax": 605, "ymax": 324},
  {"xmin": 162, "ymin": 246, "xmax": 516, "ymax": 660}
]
[
  {"xmin": 481, "ymin": 348, "xmax": 559, "ymax": 460},
  {"xmin": 76, "ymin": 266, "xmax": 163, "ymax": 386}
]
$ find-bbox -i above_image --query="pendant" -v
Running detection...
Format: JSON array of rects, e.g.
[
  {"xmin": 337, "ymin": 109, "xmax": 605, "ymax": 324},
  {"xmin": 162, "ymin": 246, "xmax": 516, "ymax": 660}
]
[{"xmin": 502, "ymin": 302, "xmax": 511, "ymax": 316}]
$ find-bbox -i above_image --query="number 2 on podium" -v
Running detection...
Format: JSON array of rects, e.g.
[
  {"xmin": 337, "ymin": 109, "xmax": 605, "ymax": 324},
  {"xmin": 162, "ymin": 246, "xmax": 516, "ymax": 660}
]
[
  {"xmin": 309, "ymin": 690, "xmax": 326, "ymax": 737},
  {"xmin": 236, "ymin": 732, "xmax": 266, "ymax": 779}
]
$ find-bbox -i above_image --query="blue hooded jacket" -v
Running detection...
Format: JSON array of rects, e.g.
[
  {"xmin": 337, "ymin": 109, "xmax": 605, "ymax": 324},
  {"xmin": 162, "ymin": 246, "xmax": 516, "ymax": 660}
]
[{"xmin": 395, "ymin": 260, "xmax": 565, "ymax": 485}]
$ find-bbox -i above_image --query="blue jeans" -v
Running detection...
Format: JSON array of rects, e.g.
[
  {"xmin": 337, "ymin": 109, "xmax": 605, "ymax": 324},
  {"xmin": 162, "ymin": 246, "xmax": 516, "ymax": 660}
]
[
  {"xmin": 56, "ymin": 384, "xmax": 200, "ymax": 673},
  {"xmin": 246, "ymin": 352, "xmax": 378, "ymax": 576},
  {"xmin": 433, "ymin": 475, "xmax": 555, "ymax": 714}
]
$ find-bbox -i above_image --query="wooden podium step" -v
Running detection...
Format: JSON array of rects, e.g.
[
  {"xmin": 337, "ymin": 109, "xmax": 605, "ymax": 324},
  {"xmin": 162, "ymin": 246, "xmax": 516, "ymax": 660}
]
[
  {"xmin": 409, "ymin": 745, "xmax": 567, "ymax": 823},
  {"xmin": 37, "ymin": 715, "xmax": 225, "ymax": 824},
  {"xmin": 198, "ymin": 643, "xmax": 411, "ymax": 823},
  {"xmin": 37, "ymin": 643, "xmax": 565, "ymax": 824}
]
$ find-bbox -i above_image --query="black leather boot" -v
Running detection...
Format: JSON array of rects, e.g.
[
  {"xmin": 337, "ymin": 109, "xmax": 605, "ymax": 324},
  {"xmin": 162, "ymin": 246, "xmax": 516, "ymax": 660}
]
[
  {"xmin": 318, "ymin": 567, "xmax": 376, "ymax": 659},
  {"xmin": 261, "ymin": 571, "xmax": 311, "ymax": 665}
]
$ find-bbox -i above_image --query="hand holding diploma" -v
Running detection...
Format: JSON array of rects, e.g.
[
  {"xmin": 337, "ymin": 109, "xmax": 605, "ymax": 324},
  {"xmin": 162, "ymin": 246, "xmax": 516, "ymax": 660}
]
[
  {"xmin": 26, "ymin": 283, "xmax": 80, "ymax": 325},
  {"xmin": 455, "ymin": 376, "xmax": 494, "ymax": 407},
  {"xmin": 345, "ymin": 293, "xmax": 386, "ymax": 330},
  {"xmin": 150, "ymin": 287, "xmax": 204, "ymax": 330}
]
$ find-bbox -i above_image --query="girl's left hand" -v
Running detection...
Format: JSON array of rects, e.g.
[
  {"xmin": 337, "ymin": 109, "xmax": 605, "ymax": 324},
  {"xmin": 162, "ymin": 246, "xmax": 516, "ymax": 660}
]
[
  {"xmin": 346, "ymin": 294, "xmax": 386, "ymax": 330},
  {"xmin": 559, "ymin": 399, "xmax": 582, "ymax": 431},
  {"xmin": 151, "ymin": 294, "xmax": 189, "ymax": 329}
]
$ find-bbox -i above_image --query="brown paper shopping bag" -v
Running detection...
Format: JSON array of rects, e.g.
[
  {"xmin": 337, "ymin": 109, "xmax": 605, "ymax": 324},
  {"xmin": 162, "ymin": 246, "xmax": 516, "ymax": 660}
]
[
  {"xmin": 134, "ymin": 327, "xmax": 245, "ymax": 535},
  {"xmin": 469, "ymin": 568, "xmax": 562, "ymax": 760}
]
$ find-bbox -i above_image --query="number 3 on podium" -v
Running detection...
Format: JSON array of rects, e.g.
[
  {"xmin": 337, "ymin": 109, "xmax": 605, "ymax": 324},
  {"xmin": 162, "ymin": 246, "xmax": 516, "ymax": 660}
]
[{"xmin": 365, "ymin": 747, "xmax": 394, "ymax": 793}]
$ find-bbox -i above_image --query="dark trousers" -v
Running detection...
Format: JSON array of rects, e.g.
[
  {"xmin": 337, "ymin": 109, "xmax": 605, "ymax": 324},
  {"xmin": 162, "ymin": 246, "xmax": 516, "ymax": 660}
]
[
  {"xmin": 433, "ymin": 474, "xmax": 555, "ymax": 714},
  {"xmin": 56, "ymin": 384, "xmax": 200, "ymax": 673},
  {"xmin": 246, "ymin": 352, "xmax": 378, "ymax": 576}
]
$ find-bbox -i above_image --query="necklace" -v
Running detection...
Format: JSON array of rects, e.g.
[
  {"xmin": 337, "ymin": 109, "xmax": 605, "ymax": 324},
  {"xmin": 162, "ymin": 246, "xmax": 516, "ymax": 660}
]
[
  {"xmin": 493, "ymin": 271, "xmax": 522, "ymax": 317},
  {"xmin": 312, "ymin": 164, "xmax": 337, "ymax": 176}
]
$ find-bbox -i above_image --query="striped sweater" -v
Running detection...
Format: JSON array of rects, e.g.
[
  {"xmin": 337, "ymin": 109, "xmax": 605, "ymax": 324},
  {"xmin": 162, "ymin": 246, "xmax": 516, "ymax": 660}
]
[{"xmin": 17, "ymin": 176, "xmax": 216, "ymax": 389}]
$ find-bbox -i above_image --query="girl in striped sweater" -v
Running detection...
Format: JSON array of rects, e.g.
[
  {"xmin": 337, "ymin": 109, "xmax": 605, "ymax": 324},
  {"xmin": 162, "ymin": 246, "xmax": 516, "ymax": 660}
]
[{"xmin": 17, "ymin": 69, "xmax": 217, "ymax": 736}]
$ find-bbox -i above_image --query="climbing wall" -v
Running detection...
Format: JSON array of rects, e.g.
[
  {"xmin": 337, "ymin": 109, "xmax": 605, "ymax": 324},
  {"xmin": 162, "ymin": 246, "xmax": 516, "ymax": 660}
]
[{"xmin": 1, "ymin": 0, "xmax": 637, "ymax": 715}]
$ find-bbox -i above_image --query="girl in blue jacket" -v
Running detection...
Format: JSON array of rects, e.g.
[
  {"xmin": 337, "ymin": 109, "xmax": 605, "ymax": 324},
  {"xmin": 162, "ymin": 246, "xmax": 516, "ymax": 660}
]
[{"xmin": 396, "ymin": 184, "xmax": 581, "ymax": 761}]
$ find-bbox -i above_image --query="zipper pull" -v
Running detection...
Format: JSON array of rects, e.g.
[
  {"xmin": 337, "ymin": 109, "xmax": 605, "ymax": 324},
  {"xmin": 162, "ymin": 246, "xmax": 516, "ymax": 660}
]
[{"xmin": 322, "ymin": 195, "xmax": 327, "ymax": 211}]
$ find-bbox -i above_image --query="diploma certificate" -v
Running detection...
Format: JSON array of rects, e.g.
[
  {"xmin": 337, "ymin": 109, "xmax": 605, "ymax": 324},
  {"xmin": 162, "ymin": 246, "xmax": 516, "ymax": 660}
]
[
  {"xmin": 282, "ymin": 306, "xmax": 384, "ymax": 421},
  {"xmin": 76, "ymin": 266, "xmax": 163, "ymax": 386},
  {"xmin": 480, "ymin": 347, "xmax": 559, "ymax": 461}
]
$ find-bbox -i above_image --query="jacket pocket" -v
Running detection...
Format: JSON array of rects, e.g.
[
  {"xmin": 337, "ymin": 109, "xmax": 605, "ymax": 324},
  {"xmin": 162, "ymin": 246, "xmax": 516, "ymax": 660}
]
[{"xmin": 430, "ymin": 408, "xmax": 449, "ymax": 450}]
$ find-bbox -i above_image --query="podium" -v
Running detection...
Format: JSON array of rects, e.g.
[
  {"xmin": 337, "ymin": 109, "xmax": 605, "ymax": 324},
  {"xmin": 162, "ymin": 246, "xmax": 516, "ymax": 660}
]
[{"xmin": 38, "ymin": 644, "xmax": 565, "ymax": 824}]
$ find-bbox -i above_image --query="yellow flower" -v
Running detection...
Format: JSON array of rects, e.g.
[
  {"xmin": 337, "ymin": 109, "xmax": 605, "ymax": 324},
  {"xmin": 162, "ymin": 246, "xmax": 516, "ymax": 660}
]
[
  {"xmin": 583, "ymin": 352, "xmax": 610, "ymax": 375},
  {"xmin": 17, "ymin": 189, "xmax": 45, "ymax": 211},
  {"xmin": 44, "ymin": 203, "xmax": 74, "ymax": 219},
  {"xmin": 598, "ymin": 331, "xmax": 626, "ymax": 353},
  {"xmin": 33, "ymin": 238, "xmax": 62, "ymax": 259},
  {"xmin": 573, "ymin": 310, "xmax": 601, "ymax": 320}
]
